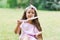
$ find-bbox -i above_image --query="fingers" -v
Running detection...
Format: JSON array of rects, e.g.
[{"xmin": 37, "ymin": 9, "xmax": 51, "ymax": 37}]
[{"xmin": 36, "ymin": 31, "xmax": 42, "ymax": 35}]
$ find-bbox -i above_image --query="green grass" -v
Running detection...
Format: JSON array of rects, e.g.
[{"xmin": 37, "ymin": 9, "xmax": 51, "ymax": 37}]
[{"xmin": 0, "ymin": 8, "xmax": 60, "ymax": 40}]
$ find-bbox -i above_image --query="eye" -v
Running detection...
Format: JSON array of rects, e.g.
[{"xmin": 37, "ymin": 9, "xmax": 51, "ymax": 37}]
[
  {"xmin": 28, "ymin": 12, "xmax": 30, "ymax": 14},
  {"xmin": 32, "ymin": 12, "xmax": 34, "ymax": 14}
]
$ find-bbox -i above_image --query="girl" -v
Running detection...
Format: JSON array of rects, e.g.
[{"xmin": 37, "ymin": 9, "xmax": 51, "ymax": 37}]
[{"xmin": 14, "ymin": 5, "xmax": 43, "ymax": 40}]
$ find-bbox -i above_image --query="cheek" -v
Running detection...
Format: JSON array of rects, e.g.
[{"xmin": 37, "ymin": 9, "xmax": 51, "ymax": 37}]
[
  {"xmin": 26, "ymin": 13, "xmax": 29, "ymax": 18},
  {"xmin": 26, "ymin": 12, "xmax": 35, "ymax": 18},
  {"xmin": 32, "ymin": 14, "xmax": 35, "ymax": 17},
  {"xmin": 31, "ymin": 13, "xmax": 35, "ymax": 17}
]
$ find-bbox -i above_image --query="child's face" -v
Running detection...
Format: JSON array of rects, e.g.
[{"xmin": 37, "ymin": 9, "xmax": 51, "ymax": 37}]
[{"xmin": 26, "ymin": 8, "xmax": 35, "ymax": 19}]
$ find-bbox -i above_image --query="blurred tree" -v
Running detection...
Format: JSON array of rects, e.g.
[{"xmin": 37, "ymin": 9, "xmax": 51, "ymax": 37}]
[
  {"xmin": 7, "ymin": 0, "xmax": 17, "ymax": 8},
  {"xmin": 29, "ymin": 0, "xmax": 43, "ymax": 9},
  {"xmin": 30, "ymin": 0, "xmax": 33, "ymax": 4},
  {"xmin": 18, "ymin": 0, "xmax": 30, "ymax": 8},
  {"xmin": 0, "ymin": 0, "xmax": 7, "ymax": 8},
  {"xmin": 45, "ymin": 0, "xmax": 60, "ymax": 10},
  {"xmin": 0, "ymin": 0, "xmax": 60, "ymax": 10}
]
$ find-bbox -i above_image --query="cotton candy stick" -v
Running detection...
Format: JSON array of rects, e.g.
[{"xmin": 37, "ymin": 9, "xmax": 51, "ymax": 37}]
[
  {"xmin": 26, "ymin": 17, "xmax": 38, "ymax": 21},
  {"xmin": 18, "ymin": 17, "xmax": 38, "ymax": 22}
]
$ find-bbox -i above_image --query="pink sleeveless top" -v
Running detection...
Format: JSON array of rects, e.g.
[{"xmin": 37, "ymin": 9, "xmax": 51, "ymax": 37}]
[{"xmin": 19, "ymin": 21, "xmax": 39, "ymax": 40}]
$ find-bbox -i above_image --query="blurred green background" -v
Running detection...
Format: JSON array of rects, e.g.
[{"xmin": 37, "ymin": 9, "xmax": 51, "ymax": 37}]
[
  {"xmin": 0, "ymin": 0, "xmax": 60, "ymax": 10},
  {"xmin": 0, "ymin": 0, "xmax": 60, "ymax": 40}
]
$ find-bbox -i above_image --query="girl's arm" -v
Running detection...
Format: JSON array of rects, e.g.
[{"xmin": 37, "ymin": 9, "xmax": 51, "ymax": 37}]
[
  {"xmin": 14, "ymin": 20, "xmax": 22, "ymax": 35},
  {"xmin": 34, "ymin": 27, "xmax": 43, "ymax": 40},
  {"xmin": 36, "ymin": 32, "xmax": 43, "ymax": 40},
  {"xmin": 14, "ymin": 17, "xmax": 38, "ymax": 34}
]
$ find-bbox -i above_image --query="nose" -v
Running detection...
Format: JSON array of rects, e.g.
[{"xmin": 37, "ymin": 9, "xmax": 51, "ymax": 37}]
[
  {"xmin": 29, "ymin": 12, "xmax": 33, "ymax": 16},
  {"xmin": 30, "ymin": 12, "xmax": 32, "ymax": 15},
  {"xmin": 29, "ymin": 13, "xmax": 34, "ymax": 17}
]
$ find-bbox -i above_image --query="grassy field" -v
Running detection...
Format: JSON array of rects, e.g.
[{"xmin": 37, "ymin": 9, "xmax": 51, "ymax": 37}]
[{"xmin": 0, "ymin": 8, "xmax": 60, "ymax": 40}]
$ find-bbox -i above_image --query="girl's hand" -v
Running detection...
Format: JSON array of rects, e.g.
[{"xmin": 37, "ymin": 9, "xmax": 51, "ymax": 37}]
[
  {"xmin": 18, "ymin": 19, "xmax": 27, "ymax": 23},
  {"xmin": 36, "ymin": 32, "xmax": 42, "ymax": 38},
  {"xmin": 14, "ymin": 19, "xmax": 22, "ymax": 34},
  {"xmin": 17, "ymin": 20, "xmax": 21, "ymax": 24}
]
